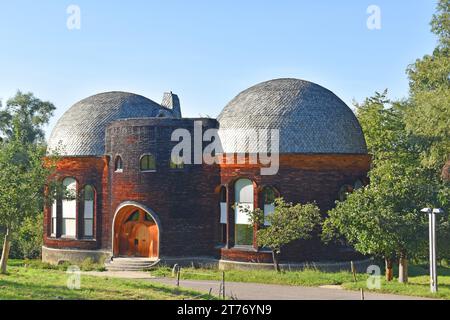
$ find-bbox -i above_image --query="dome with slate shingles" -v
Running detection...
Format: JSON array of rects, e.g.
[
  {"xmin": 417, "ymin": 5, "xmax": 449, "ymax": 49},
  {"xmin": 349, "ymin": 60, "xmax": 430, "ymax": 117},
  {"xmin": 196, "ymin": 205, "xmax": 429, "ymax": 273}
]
[
  {"xmin": 48, "ymin": 92, "xmax": 174, "ymax": 156},
  {"xmin": 217, "ymin": 78, "xmax": 367, "ymax": 154}
]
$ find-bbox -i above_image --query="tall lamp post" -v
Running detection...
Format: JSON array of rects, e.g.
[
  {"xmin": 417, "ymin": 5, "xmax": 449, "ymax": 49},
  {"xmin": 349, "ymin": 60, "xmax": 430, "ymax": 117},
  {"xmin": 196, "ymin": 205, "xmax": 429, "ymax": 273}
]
[{"xmin": 421, "ymin": 207, "xmax": 444, "ymax": 293}]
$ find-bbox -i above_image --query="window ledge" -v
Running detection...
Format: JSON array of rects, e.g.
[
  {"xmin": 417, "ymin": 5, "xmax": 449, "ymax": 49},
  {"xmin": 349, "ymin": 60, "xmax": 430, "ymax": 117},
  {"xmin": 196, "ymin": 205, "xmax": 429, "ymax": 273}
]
[
  {"xmin": 141, "ymin": 170, "xmax": 157, "ymax": 173},
  {"xmin": 231, "ymin": 245, "xmax": 258, "ymax": 252},
  {"xmin": 47, "ymin": 236, "xmax": 96, "ymax": 242}
]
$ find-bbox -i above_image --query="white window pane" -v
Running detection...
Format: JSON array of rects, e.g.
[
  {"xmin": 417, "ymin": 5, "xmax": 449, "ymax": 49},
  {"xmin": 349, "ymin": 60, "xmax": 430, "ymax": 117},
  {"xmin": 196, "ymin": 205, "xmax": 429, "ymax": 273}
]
[
  {"xmin": 62, "ymin": 218, "xmax": 76, "ymax": 237},
  {"xmin": 235, "ymin": 203, "xmax": 253, "ymax": 225},
  {"xmin": 220, "ymin": 202, "xmax": 227, "ymax": 224},
  {"xmin": 62, "ymin": 200, "xmax": 76, "ymax": 218},
  {"xmin": 51, "ymin": 201, "xmax": 57, "ymax": 218},
  {"xmin": 235, "ymin": 179, "xmax": 253, "ymax": 203},
  {"xmin": 264, "ymin": 204, "xmax": 275, "ymax": 226},
  {"xmin": 63, "ymin": 178, "xmax": 77, "ymax": 198},
  {"xmin": 52, "ymin": 217, "xmax": 57, "ymax": 235},
  {"xmin": 84, "ymin": 200, "xmax": 94, "ymax": 218},
  {"xmin": 84, "ymin": 219, "xmax": 93, "ymax": 237}
]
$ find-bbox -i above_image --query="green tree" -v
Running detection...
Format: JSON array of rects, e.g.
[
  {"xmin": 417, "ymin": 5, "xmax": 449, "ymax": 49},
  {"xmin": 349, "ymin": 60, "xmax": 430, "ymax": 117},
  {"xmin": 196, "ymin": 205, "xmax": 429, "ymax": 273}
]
[
  {"xmin": 0, "ymin": 92, "xmax": 56, "ymax": 273},
  {"xmin": 324, "ymin": 86, "xmax": 450, "ymax": 283},
  {"xmin": 0, "ymin": 132, "xmax": 55, "ymax": 273},
  {"xmin": 246, "ymin": 198, "xmax": 321, "ymax": 271},
  {"xmin": 0, "ymin": 91, "xmax": 55, "ymax": 143},
  {"xmin": 405, "ymin": 0, "xmax": 450, "ymax": 173}
]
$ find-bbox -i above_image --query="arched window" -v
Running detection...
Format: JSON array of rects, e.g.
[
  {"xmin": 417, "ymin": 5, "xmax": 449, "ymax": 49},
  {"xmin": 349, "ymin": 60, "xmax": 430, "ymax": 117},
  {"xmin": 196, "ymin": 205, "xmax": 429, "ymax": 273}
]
[
  {"xmin": 234, "ymin": 179, "xmax": 254, "ymax": 246},
  {"xmin": 219, "ymin": 186, "xmax": 227, "ymax": 243},
  {"xmin": 262, "ymin": 187, "xmax": 277, "ymax": 226},
  {"xmin": 82, "ymin": 185, "xmax": 95, "ymax": 238},
  {"xmin": 169, "ymin": 155, "xmax": 184, "ymax": 169},
  {"xmin": 140, "ymin": 154, "xmax": 156, "ymax": 171},
  {"xmin": 115, "ymin": 156, "xmax": 123, "ymax": 172},
  {"xmin": 62, "ymin": 178, "xmax": 77, "ymax": 238}
]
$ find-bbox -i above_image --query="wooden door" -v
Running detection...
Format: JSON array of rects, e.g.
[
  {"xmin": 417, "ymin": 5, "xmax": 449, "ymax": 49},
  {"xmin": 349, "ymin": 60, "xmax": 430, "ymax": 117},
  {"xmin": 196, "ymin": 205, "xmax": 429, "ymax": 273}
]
[
  {"xmin": 119, "ymin": 221, "xmax": 136, "ymax": 256},
  {"xmin": 135, "ymin": 224, "xmax": 150, "ymax": 257},
  {"xmin": 117, "ymin": 210, "xmax": 158, "ymax": 258}
]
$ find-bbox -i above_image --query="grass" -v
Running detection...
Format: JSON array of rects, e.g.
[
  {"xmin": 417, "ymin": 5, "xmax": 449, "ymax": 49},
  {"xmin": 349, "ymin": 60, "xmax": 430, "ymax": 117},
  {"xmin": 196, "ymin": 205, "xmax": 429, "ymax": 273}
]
[
  {"xmin": 344, "ymin": 264, "xmax": 450, "ymax": 300},
  {"xmin": 4, "ymin": 259, "xmax": 450, "ymax": 300},
  {"xmin": 151, "ymin": 263, "xmax": 450, "ymax": 300},
  {"xmin": 152, "ymin": 266, "xmax": 356, "ymax": 286},
  {"xmin": 0, "ymin": 260, "xmax": 214, "ymax": 300}
]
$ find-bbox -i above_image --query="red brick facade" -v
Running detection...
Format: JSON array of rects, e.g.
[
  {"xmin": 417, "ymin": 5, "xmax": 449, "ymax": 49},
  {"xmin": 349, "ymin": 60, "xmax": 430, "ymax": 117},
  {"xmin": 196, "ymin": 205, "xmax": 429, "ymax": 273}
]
[{"xmin": 43, "ymin": 118, "xmax": 371, "ymax": 264}]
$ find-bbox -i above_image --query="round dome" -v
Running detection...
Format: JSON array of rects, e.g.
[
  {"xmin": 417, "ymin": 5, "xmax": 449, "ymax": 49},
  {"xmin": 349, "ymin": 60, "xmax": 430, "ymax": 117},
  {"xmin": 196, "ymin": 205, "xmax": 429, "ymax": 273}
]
[
  {"xmin": 217, "ymin": 78, "xmax": 367, "ymax": 154},
  {"xmin": 48, "ymin": 92, "xmax": 173, "ymax": 156}
]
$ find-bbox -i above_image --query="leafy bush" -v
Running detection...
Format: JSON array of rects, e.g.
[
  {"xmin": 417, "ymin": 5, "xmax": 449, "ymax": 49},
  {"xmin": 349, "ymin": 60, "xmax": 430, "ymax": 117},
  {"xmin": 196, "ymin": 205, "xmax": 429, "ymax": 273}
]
[{"xmin": 0, "ymin": 213, "xmax": 43, "ymax": 260}]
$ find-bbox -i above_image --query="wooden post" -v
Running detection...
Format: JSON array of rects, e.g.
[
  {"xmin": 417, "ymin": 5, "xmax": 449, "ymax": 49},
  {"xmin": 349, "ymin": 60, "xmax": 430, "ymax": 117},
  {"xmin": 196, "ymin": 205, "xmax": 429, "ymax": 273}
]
[
  {"xmin": 351, "ymin": 261, "xmax": 357, "ymax": 282},
  {"xmin": 360, "ymin": 288, "xmax": 365, "ymax": 300},
  {"xmin": 222, "ymin": 271, "xmax": 225, "ymax": 300},
  {"xmin": 176, "ymin": 266, "xmax": 181, "ymax": 287}
]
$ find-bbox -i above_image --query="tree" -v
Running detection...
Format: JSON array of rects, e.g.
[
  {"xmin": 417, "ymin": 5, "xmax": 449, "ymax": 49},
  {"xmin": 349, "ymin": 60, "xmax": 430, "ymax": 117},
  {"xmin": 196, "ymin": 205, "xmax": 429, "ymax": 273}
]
[
  {"xmin": 0, "ymin": 91, "xmax": 55, "ymax": 143},
  {"xmin": 0, "ymin": 132, "xmax": 56, "ymax": 273},
  {"xmin": 323, "ymin": 87, "xmax": 450, "ymax": 283},
  {"xmin": 0, "ymin": 92, "xmax": 56, "ymax": 274},
  {"xmin": 405, "ymin": 0, "xmax": 450, "ymax": 173},
  {"xmin": 246, "ymin": 198, "xmax": 322, "ymax": 272},
  {"xmin": 322, "ymin": 161, "xmax": 443, "ymax": 282}
]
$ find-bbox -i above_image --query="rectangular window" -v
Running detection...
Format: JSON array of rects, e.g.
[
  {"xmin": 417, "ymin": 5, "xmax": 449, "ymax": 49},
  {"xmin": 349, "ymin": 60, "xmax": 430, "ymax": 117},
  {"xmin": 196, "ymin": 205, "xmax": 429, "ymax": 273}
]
[
  {"xmin": 220, "ymin": 202, "xmax": 227, "ymax": 224},
  {"xmin": 84, "ymin": 199, "xmax": 94, "ymax": 237},
  {"xmin": 235, "ymin": 203, "xmax": 253, "ymax": 246},
  {"xmin": 62, "ymin": 198, "xmax": 76, "ymax": 237},
  {"xmin": 235, "ymin": 203, "xmax": 253, "ymax": 225},
  {"xmin": 51, "ymin": 201, "xmax": 57, "ymax": 236},
  {"xmin": 263, "ymin": 203, "xmax": 275, "ymax": 226},
  {"xmin": 235, "ymin": 224, "xmax": 253, "ymax": 246}
]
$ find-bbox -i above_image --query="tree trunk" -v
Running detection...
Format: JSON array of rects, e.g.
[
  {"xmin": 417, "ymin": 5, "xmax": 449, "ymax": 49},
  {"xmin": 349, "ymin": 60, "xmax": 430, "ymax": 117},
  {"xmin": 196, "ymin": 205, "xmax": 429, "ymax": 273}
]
[
  {"xmin": 272, "ymin": 250, "xmax": 280, "ymax": 272},
  {"xmin": 398, "ymin": 253, "xmax": 408, "ymax": 283},
  {"xmin": 0, "ymin": 228, "xmax": 12, "ymax": 274},
  {"xmin": 385, "ymin": 258, "xmax": 394, "ymax": 282}
]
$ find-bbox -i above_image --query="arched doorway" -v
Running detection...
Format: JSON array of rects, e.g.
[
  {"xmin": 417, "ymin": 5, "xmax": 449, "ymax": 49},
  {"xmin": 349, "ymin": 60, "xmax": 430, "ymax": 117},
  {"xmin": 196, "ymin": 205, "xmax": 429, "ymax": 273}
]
[{"xmin": 113, "ymin": 204, "xmax": 159, "ymax": 258}]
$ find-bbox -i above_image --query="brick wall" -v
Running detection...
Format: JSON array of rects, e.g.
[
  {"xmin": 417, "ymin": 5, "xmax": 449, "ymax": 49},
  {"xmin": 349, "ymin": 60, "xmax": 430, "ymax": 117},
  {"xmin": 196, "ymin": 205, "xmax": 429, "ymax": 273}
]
[{"xmin": 44, "ymin": 118, "xmax": 371, "ymax": 263}]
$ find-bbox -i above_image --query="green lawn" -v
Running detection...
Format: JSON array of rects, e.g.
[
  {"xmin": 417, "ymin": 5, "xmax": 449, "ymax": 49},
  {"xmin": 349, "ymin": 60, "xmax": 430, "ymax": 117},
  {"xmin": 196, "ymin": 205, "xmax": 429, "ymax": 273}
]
[
  {"xmin": 151, "ymin": 264, "xmax": 450, "ymax": 300},
  {"xmin": 0, "ymin": 260, "xmax": 213, "ymax": 300},
  {"xmin": 3, "ymin": 259, "xmax": 449, "ymax": 300}
]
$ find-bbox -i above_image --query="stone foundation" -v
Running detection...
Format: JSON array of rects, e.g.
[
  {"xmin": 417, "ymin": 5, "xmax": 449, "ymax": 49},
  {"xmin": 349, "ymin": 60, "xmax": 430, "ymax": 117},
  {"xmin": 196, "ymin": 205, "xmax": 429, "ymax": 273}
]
[{"xmin": 42, "ymin": 246, "xmax": 112, "ymax": 265}]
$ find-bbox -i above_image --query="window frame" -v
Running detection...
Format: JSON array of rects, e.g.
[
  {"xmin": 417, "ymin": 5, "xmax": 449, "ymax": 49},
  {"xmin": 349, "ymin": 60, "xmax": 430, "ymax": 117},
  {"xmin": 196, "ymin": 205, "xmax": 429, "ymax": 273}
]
[
  {"xmin": 61, "ymin": 177, "xmax": 77, "ymax": 239},
  {"xmin": 262, "ymin": 187, "xmax": 277, "ymax": 226},
  {"xmin": 81, "ymin": 185, "xmax": 95, "ymax": 239},
  {"xmin": 114, "ymin": 155, "xmax": 123, "ymax": 172},
  {"xmin": 140, "ymin": 154, "xmax": 156, "ymax": 172},
  {"xmin": 234, "ymin": 178, "xmax": 254, "ymax": 246}
]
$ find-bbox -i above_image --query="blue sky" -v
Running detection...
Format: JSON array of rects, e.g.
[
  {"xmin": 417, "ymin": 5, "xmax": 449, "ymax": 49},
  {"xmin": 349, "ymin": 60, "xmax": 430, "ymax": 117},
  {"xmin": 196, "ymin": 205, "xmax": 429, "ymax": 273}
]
[{"xmin": 0, "ymin": 1, "xmax": 439, "ymax": 137}]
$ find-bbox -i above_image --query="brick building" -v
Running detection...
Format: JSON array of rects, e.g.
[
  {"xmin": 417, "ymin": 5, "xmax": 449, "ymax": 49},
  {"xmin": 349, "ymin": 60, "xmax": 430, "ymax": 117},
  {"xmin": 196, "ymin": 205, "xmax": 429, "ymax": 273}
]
[{"xmin": 42, "ymin": 78, "xmax": 371, "ymax": 268}]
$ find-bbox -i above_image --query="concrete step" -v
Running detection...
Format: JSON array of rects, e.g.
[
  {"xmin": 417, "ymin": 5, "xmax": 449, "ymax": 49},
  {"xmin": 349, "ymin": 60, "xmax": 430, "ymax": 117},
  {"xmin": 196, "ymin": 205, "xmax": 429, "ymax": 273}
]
[{"xmin": 105, "ymin": 257, "xmax": 160, "ymax": 271}]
